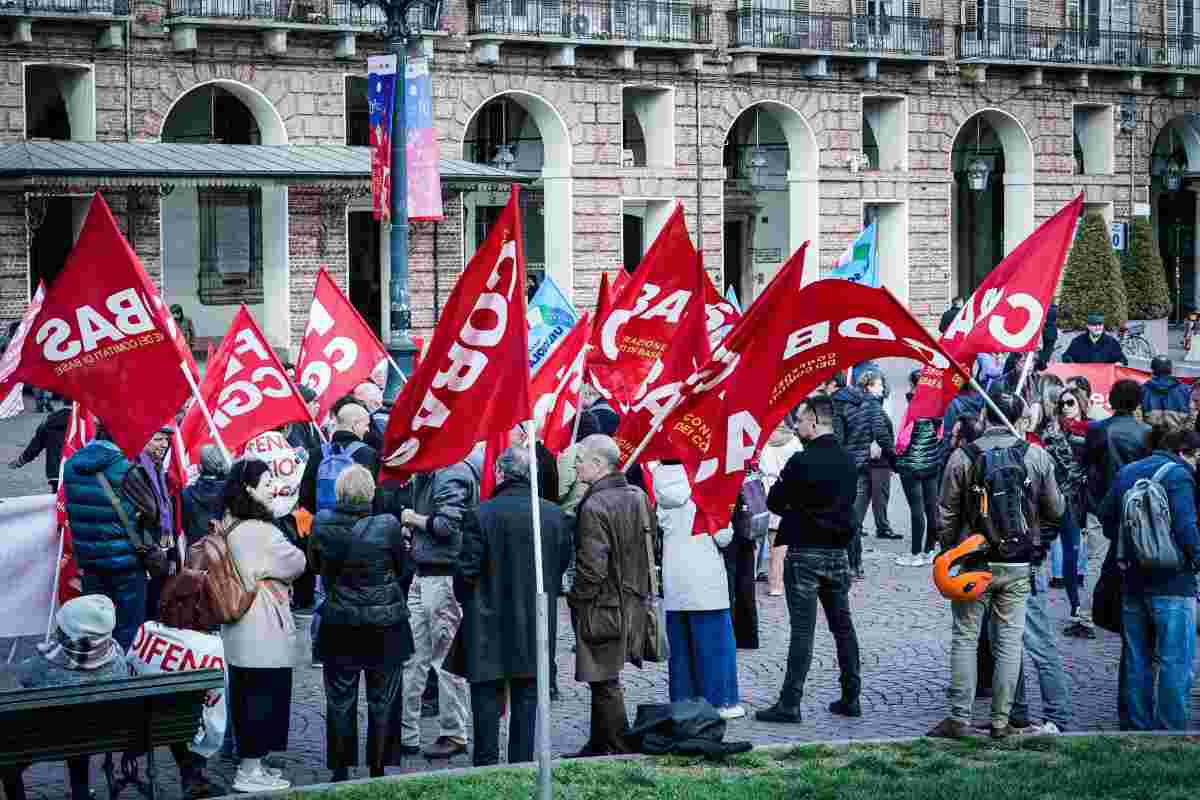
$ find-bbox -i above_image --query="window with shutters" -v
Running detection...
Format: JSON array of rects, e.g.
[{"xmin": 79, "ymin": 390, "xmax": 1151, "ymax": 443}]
[{"xmin": 1166, "ymin": 0, "xmax": 1197, "ymax": 49}]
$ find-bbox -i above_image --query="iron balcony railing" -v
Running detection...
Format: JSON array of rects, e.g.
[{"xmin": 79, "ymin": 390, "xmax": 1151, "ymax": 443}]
[
  {"xmin": 166, "ymin": 0, "xmax": 440, "ymax": 28},
  {"xmin": 726, "ymin": 9, "xmax": 945, "ymax": 56},
  {"xmin": 0, "ymin": 0, "xmax": 127, "ymax": 14},
  {"xmin": 957, "ymin": 23, "xmax": 1200, "ymax": 68},
  {"xmin": 468, "ymin": 0, "xmax": 713, "ymax": 44}
]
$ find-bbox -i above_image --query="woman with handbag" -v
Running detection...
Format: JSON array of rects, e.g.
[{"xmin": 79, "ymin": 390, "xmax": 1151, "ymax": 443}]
[
  {"xmin": 218, "ymin": 459, "xmax": 307, "ymax": 794},
  {"xmin": 654, "ymin": 462, "xmax": 744, "ymax": 720},
  {"xmin": 310, "ymin": 465, "xmax": 414, "ymax": 780}
]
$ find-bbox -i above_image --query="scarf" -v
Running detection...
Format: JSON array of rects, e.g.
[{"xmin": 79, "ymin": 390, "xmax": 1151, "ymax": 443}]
[
  {"xmin": 139, "ymin": 453, "xmax": 174, "ymax": 539},
  {"xmin": 37, "ymin": 627, "xmax": 121, "ymax": 671}
]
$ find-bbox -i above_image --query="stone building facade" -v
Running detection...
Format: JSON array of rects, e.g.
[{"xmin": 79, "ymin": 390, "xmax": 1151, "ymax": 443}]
[{"xmin": 1, "ymin": 0, "xmax": 1198, "ymax": 357}]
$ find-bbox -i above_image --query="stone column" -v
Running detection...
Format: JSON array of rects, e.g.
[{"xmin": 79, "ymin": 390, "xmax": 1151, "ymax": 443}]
[
  {"xmin": 541, "ymin": 167, "xmax": 573, "ymax": 301},
  {"xmin": 1002, "ymin": 174, "xmax": 1035, "ymax": 256},
  {"xmin": 787, "ymin": 169, "xmax": 819, "ymax": 277}
]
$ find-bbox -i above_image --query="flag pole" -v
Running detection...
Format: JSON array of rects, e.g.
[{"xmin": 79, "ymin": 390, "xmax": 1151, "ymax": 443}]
[
  {"xmin": 179, "ymin": 362, "xmax": 233, "ymax": 465},
  {"xmin": 1014, "ymin": 351, "xmax": 1037, "ymax": 398},
  {"xmin": 386, "ymin": 353, "xmax": 408, "ymax": 385},
  {"xmin": 971, "ymin": 375, "xmax": 1023, "ymax": 440},
  {"xmin": 44, "ymin": 402, "xmax": 78, "ymax": 642},
  {"xmin": 525, "ymin": 423, "xmax": 552, "ymax": 800},
  {"xmin": 620, "ymin": 393, "xmax": 684, "ymax": 473}
]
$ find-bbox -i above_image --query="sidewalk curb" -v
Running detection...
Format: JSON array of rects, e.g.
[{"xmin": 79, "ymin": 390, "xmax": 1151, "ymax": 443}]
[{"xmin": 210, "ymin": 730, "xmax": 1200, "ymax": 798}]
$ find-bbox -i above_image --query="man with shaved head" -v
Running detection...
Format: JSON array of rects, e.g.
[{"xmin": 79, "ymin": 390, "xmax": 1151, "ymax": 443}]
[
  {"xmin": 298, "ymin": 401, "xmax": 378, "ymax": 517},
  {"xmin": 568, "ymin": 434, "xmax": 655, "ymax": 757},
  {"xmin": 352, "ymin": 381, "xmax": 388, "ymax": 451}
]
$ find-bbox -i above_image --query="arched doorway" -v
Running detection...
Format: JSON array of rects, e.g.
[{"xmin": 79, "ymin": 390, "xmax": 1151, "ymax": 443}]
[
  {"xmin": 462, "ymin": 91, "xmax": 572, "ymax": 297},
  {"xmin": 1151, "ymin": 115, "xmax": 1200, "ymax": 318},
  {"xmin": 951, "ymin": 109, "xmax": 1034, "ymax": 296},
  {"xmin": 722, "ymin": 101, "xmax": 818, "ymax": 305},
  {"xmin": 159, "ymin": 80, "xmax": 290, "ymax": 351}
]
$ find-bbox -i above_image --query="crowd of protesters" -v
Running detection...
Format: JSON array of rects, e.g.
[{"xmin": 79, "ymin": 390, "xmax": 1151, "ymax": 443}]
[{"xmin": 2, "ymin": 304, "xmax": 1200, "ymax": 798}]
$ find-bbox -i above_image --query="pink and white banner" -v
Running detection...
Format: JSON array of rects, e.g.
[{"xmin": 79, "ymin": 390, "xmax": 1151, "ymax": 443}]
[
  {"xmin": 0, "ymin": 494, "xmax": 57, "ymax": 639},
  {"xmin": 405, "ymin": 58, "xmax": 443, "ymax": 222}
]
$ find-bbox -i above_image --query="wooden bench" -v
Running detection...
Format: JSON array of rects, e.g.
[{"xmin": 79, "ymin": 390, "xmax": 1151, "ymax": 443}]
[{"xmin": 0, "ymin": 670, "xmax": 224, "ymax": 800}]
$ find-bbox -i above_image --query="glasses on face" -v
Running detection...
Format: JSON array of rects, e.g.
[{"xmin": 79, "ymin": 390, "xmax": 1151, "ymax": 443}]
[{"xmin": 1061, "ymin": 399, "xmax": 1078, "ymax": 408}]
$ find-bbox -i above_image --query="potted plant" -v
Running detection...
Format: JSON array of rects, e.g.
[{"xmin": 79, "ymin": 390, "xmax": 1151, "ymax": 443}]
[
  {"xmin": 1121, "ymin": 216, "xmax": 1173, "ymax": 354},
  {"xmin": 1058, "ymin": 211, "xmax": 1129, "ymax": 337}
]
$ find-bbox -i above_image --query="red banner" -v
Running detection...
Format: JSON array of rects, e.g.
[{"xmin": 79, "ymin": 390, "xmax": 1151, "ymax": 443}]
[
  {"xmin": 1041, "ymin": 362, "xmax": 1155, "ymax": 417},
  {"xmin": 12, "ymin": 193, "xmax": 196, "ymax": 459},
  {"xmin": 368, "ymin": 54, "xmax": 397, "ymax": 223},
  {"xmin": 906, "ymin": 194, "xmax": 1084, "ymax": 423},
  {"xmin": 587, "ymin": 205, "xmax": 698, "ymax": 410},
  {"xmin": 614, "ymin": 253, "xmax": 711, "ymax": 466},
  {"xmin": 179, "ymin": 306, "xmax": 311, "ymax": 462},
  {"xmin": 296, "ymin": 267, "xmax": 390, "ymax": 422},
  {"xmin": 532, "ymin": 314, "xmax": 592, "ymax": 456},
  {"xmin": 646, "ymin": 244, "xmax": 964, "ymax": 533},
  {"xmin": 381, "ymin": 186, "xmax": 531, "ymax": 483},
  {"xmin": 55, "ymin": 402, "xmax": 97, "ymax": 604},
  {"xmin": 0, "ymin": 282, "xmax": 45, "ymax": 419}
]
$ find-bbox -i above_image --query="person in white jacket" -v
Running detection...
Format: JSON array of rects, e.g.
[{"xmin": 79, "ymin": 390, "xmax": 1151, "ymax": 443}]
[
  {"xmin": 759, "ymin": 423, "xmax": 802, "ymax": 596},
  {"xmin": 653, "ymin": 462, "xmax": 744, "ymax": 720}
]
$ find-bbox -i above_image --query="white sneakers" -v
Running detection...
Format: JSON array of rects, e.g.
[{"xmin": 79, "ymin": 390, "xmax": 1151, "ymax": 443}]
[
  {"xmin": 717, "ymin": 704, "xmax": 747, "ymax": 720},
  {"xmin": 233, "ymin": 765, "xmax": 290, "ymax": 793},
  {"xmin": 895, "ymin": 551, "xmax": 937, "ymax": 567},
  {"xmin": 1030, "ymin": 721, "xmax": 1061, "ymax": 735}
]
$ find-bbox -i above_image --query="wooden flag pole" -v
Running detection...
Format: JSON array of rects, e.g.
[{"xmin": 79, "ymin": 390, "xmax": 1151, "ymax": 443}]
[{"xmin": 179, "ymin": 362, "xmax": 233, "ymax": 465}]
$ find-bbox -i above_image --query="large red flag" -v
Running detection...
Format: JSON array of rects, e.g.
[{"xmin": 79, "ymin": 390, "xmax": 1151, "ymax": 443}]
[
  {"xmin": 12, "ymin": 193, "xmax": 196, "ymax": 459},
  {"xmin": 178, "ymin": 306, "xmax": 311, "ymax": 461},
  {"xmin": 904, "ymin": 194, "xmax": 1084, "ymax": 426},
  {"xmin": 702, "ymin": 269, "xmax": 740, "ymax": 347},
  {"xmin": 587, "ymin": 205, "xmax": 698, "ymax": 409},
  {"xmin": 296, "ymin": 267, "xmax": 390, "ymax": 422},
  {"xmin": 531, "ymin": 313, "xmax": 592, "ymax": 456},
  {"xmin": 614, "ymin": 253, "xmax": 712, "ymax": 466},
  {"xmin": 0, "ymin": 282, "xmax": 45, "ymax": 419},
  {"xmin": 646, "ymin": 244, "xmax": 965, "ymax": 533},
  {"xmin": 381, "ymin": 186, "xmax": 530, "ymax": 483},
  {"xmin": 55, "ymin": 403, "xmax": 97, "ymax": 604}
]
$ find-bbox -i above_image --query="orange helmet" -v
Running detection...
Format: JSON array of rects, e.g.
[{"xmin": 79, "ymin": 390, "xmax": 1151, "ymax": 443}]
[{"xmin": 932, "ymin": 535, "xmax": 993, "ymax": 601}]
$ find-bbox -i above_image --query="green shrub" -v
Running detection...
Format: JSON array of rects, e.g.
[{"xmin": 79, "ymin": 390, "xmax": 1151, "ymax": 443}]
[
  {"xmin": 1058, "ymin": 212, "xmax": 1128, "ymax": 330},
  {"xmin": 1122, "ymin": 217, "xmax": 1172, "ymax": 319}
]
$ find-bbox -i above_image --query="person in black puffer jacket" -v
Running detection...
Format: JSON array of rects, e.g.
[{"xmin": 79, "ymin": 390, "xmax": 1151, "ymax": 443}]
[
  {"xmin": 311, "ymin": 464, "xmax": 414, "ymax": 782},
  {"xmin": 181, "ymin": 445, "xmax": 227, "ymax": 545},
  {"xmin": 10, "ymin": 405, "xmax": 71, "ymax": 492},
  {"xmin": 894, "ymin": 369, "xmax": 943, "ymax": 567},
  {"xmin": 832, "ymin": 370, "xmax": 899, "ymax": 577}
]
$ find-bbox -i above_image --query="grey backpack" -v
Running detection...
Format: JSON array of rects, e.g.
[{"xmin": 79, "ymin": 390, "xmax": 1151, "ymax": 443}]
[{"xmin": 1118, "ymin": 462, "xmax": 1184, "ymax": 572}]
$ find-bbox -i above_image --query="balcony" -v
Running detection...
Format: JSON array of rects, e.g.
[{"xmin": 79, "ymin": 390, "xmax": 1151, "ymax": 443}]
[
  {"xmin": 166, "ymin": 0, "xmax": 438, "ymax": 28},
  {"xmin": 957, "ymin": 24, "xmax": 1200, "ymax": 86},
  {"xmin": 466, "ymin": 0, "xmax": 713, "ymax": 69},
  {"xmin": 0, "ymin": 0, "xmax": 126, "ymax": 14}
]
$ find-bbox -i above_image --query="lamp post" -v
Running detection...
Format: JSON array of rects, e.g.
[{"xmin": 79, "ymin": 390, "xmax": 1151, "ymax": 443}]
[{"xmin": 354, "ymin": 0, "xmax": 437, "ymax": 385}]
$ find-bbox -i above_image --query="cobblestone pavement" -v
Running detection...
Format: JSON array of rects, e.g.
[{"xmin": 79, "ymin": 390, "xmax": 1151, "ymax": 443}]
[{"xmin": 0, "ymin": 366, "xmax": 1179, "ymax": 798}]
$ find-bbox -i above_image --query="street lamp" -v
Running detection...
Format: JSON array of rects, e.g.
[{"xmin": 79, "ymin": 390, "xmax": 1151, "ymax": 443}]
[
  {"xmin": 353, "ymin": 0, "xmax": 438, "ymax": 381},
  {"xmin": 966, "ymin": 156, "xmax": 990, "ymax": 191},
  {"xmin": 1166, "ymin": 157, "xmax": 1185, "ymax": 192}
]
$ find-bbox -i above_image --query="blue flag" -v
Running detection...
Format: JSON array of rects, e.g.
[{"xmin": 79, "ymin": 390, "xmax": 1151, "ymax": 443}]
[
  {"xmin": 829, "ymin": 223, "xmax": 879, "ymax": 287},
  {"xmin": 724, "ymin": 284, "xmax": 742, "ymax": 314},
  {"xmin": 528, "ymin": 276, "xmax": 578, "ymax": 374}
]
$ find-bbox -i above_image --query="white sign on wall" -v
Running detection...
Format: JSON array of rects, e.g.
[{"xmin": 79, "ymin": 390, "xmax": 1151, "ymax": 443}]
[{"xmin": 1111, "ymin": 222, "xmax": 1127, "ymax": 251}]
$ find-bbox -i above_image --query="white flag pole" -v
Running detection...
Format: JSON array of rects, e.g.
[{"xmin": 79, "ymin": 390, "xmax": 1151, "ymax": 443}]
[
  {"xmin": 971, "ymin": 375, "xmax": 1023, "ymax": 440},
  {"xmin": 179, "ymin": 362, "xmax": 233, "ymax": 465},
  {"xmin": 619, "ymin": 392, "xmax": 685, "ymax": 473},
  {"xmin": 1014, "ymin": 351, "xmax": 1037, "ymax": 398},
  {"xmin": 44, "ymin": 402, "xmax": 79, "ymax": 643},
  {"xmin": 525, "ymin": 424, "xmax": 552, "ymax": 800}
]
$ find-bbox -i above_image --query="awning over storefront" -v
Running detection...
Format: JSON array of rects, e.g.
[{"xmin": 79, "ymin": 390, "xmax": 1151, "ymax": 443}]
[{"xmin": 0, "ymin": 141, "xmax": 533, "ymax": 189}]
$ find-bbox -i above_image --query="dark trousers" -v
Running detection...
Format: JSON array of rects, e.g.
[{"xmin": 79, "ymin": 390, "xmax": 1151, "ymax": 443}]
[
  {"xmin": 853, "ymin": 466, "xmax": 893, "ymax": 538},
  {"xmin": 586, "ymin": 678, "xmax": 630, "ymax": 755},
  {"xmin": 1, "ymin": 745, "xmax": 202, "ymax": 800},
  {"xmin": 899, "ymin": 472, "xmax": 940, "ymax": 556},
  {"xmin": 470, "ymin": 678, "xmax": 537, "ymax": 767},
  {"xmin": 82, "ymin": 569, "xmax": 147, "ymax": 651},
  {"xmin": 780, "ymin": 548, "xmax": 861, "ymax": 709},
  {"xmin": 1059, "ymin": 497, "xmax": 1084, "ymax": 613},
  {"xmin": 323, "ymin": 663, "xmax": 403, "ymax": 773},
  {"xmin": 722, "ymin": 540, "xmax": 760, "ymax": 649}
]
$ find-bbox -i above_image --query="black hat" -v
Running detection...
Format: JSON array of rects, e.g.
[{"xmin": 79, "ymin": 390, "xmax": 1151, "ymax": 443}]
[
  {"xmin": 1086, "ymin": 313, "xmax": 1105, "ymax": 326},
  {"xmin": 1151, "ymin": 356, "xmax": 1173, "ymax": 376}
]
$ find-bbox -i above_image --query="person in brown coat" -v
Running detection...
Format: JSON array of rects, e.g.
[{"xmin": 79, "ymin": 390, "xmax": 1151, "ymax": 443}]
[{"xmin": 568, "ymin": 434, "xmax": 654, "ymax": 757}]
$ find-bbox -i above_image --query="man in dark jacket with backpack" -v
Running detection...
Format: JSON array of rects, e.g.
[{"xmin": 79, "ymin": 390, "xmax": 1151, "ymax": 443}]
[
  {"xmin": 1098, "ymin": 428, "xmax": 1200, "ymax": 730},
  {"xmin": 929, "ymin": 387, "xmax": 1064, "ymax": 741},
  {"xmin": 299, "ymin": 403, "xmax": 378, "ymax": 515},
  {"xmin": 1140, "ymin": 356, "xmax": 1192, "ymax": 429}
]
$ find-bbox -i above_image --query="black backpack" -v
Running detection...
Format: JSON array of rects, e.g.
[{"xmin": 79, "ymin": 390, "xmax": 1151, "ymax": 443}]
[{"xmin": 961, "ymin": 441, "xmax": 1038, "ymax": 561}]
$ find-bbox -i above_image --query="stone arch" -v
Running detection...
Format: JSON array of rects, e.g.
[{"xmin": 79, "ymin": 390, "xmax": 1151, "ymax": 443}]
[
  {"xmin": 160, "ymin": 78, "xmax": 288, "ymax": 145},
  {"xmin": 460, "ymin": 89, "xmax": 573, "ymax": 296},
  {"xmin": 721, "ymin": 98, "xmax": 819, "ymax": 302},
  {"xmin": 949, "ymin": 108, "xmax": 1036, "ymax": 295},
  {"xmin": 1149, "ymin": 113, "xmax": 1200, "ymax": 314}
]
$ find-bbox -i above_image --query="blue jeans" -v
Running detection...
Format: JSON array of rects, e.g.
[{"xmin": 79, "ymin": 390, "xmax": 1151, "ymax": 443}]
[
  {"xmin": 1010, "ymin": 569, "xmax": 1071, "ymax": 729},
  {"xmin": 666, "ymin": 609, "xmax": 739, "ymax": 708},
  {"xmin": 81, "ymin": 569, "xmax": 146, "ymax": 651},
  {"xmin": 1120, "ymin": 593, "xmax": 1197, "ymax": 730}
]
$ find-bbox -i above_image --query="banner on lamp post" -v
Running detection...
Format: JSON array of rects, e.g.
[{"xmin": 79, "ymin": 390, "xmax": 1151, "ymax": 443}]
[
  {"xmin": 405, "ymin": 57, "xmax": 443, "ymax": 222},
  {"xmin": 368, "ymin": 54, "xmax": 398, "ymax": 223}
]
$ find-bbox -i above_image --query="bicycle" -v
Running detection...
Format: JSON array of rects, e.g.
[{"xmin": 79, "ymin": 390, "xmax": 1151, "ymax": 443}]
[{"xmin": 1117, "ymin": 322, "xmax": 1153, "ymax": 362}]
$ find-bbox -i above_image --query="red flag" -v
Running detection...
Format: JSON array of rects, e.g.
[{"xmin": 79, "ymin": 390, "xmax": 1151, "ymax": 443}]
[
  {"xmin": 178, "ymin": 306, "xmax": 311, "ymax": 461},
  {"xmin": 905, "ymin": 194, "xmax": 1084, "ymax": 425},
  {"xmin": 647, "ymin": 244, "xmax": 965, "ymax": 533},
  {"xmin": 703, "ymin": 269, "xmax": 740, "ymax": 347},
  {"xmin": 587, "ymin": 205, "xmax": 698, "ymax": 410},
  {"xmin": 613, "ymin": 253, "xmax": 711, "ymax": 466},
  {"xmin": 595, "ymin": 273, "xmax": 614, "ymax": 325},
  {"xmin": 531, "ymin": 314, "xmax": 592, "ymax": 456},
  {"xmin": 478, "ymin": 429, "xmax": 508, "ymax": 500},
  {"xmin": 296, "ymin": 267, "xmax": 390, "ymax": 422},
  {"xmin": 0, "ymin": 282, "xmax": 45, "ymax": 419},
  {"xmin": 204, "ymin": 340, "xmax": 214, "ymax": 366},
  {"xmin": 381, "ymin": 186, "xmax": 530, "ymax": 483},
  {"xmin": 12, "ymin": 193, "xmax": 197, "ymax": 459},
  {"xmin": 55, "ymin": 403, "xmax": 97, "ymax": 604}
]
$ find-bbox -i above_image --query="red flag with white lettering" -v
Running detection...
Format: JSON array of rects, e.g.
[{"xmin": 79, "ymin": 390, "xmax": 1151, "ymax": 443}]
[
  {"xmin": 532, "ymin": 313, "xmax": 591, "ymax": 456},
  {"xmin": 12, "ymin": 193, "xmax": 196, "ymax": 459},
  {"xmin": 0, "ymin": 282, "xmax": 45, "ymax": 419},
  {"xmin": 381, "ymin": 186, "xmax": 530, "ymax": 483},
  {"xmin": 587, "ymin": 205, "xmax": 697, "ymax": 410},
  {"xmin": 178, "ymin": 306, "xmax": 311, "ymax": 462},
  {"xmin": 646, "ymin": 244, "xmax": 965, "ymax": 533},
  {"xmin": 613, "ymin": 253, "xmax": 711, "ymax": 467},
  {"xmin": 296, "ymin": 268, "xmax": 390, "ymax": 423}
]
